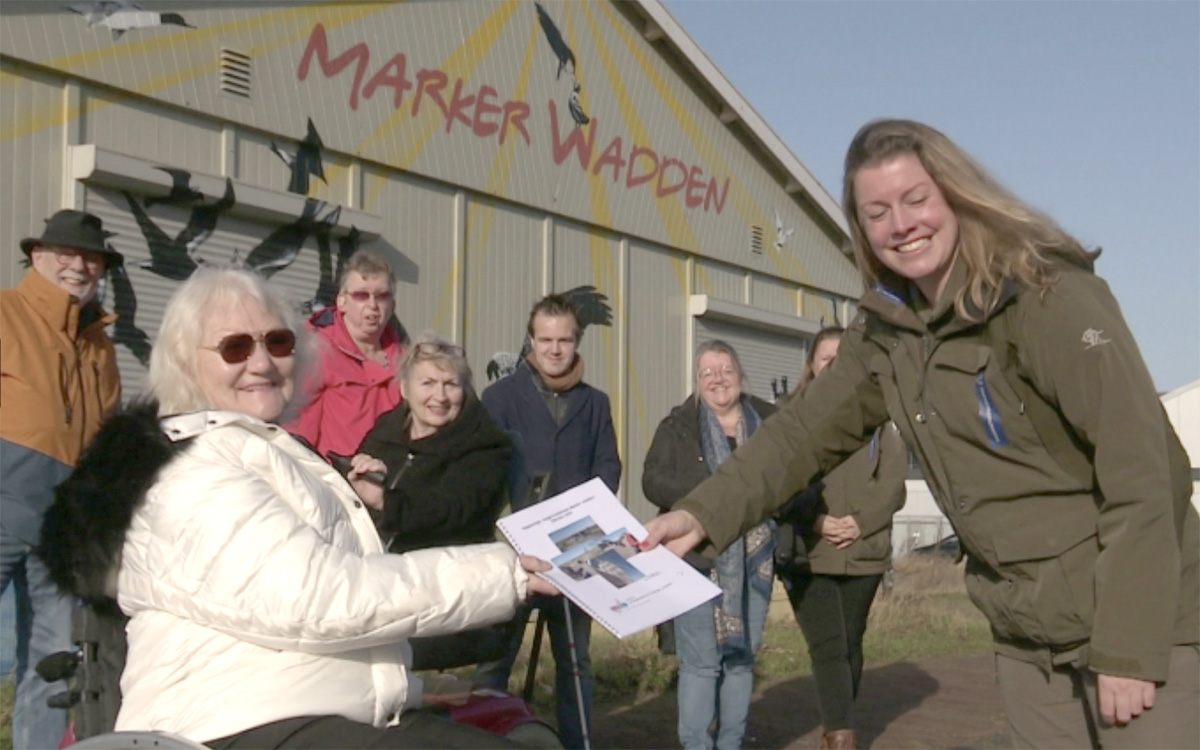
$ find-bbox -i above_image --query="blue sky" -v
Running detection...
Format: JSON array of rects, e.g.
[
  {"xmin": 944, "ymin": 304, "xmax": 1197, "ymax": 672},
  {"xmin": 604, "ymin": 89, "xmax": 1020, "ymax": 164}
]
[{"xmin": 665, "ymin": 0, "xmax": 1200, "ymax": 393}]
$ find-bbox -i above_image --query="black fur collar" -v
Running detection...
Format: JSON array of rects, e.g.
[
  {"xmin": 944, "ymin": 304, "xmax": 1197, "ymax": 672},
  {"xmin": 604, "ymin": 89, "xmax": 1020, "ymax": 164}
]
[{"xmin": 39, "ymin": 400, "xmax": 186, "ymax": 603}]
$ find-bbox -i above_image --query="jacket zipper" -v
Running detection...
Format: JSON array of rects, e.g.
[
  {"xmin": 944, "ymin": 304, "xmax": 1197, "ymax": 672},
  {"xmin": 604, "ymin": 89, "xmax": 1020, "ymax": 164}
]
[{"xmin": 386, "ymin": 452, "xmax": 415, "ymax": 491}]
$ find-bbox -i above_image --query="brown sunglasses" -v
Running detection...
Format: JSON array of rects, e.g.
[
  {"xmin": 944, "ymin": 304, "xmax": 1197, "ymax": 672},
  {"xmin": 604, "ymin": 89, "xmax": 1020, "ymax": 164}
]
[{"xmin": 202, "ymin": 329, "xmax": 296, "ymax": 364}]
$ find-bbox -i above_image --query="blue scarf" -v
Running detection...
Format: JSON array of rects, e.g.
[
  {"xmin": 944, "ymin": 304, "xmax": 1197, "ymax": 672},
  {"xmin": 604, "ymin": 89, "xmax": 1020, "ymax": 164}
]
[{"xmin": 698, "ymin": 396, "xmax": 777, "ymax": 660}]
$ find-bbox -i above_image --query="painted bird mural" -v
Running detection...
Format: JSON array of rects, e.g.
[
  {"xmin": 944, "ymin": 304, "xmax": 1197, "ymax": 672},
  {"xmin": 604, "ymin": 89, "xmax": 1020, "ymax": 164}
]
[
  {"xmin": 125, "ymin": 176, "xmax": 236, "ymax": 281},
  {"xmin": 486, "ymin": 284, "xmax": 612, "ymax": 381},
  {"xmin": 270, "ymin": 118, "xmax": 327, "ymax": 195},
  {"xmin": 534, "ymin": 2, "xmax": 576, "ymax": 80},
  {"xmin": 302, "ymin": 225, "xmax": 361, "ymax": 315},
  {"xmin": 773, "ymin": 207, "xmax": 796, "ymax": 252},
  {"xmin": 107, "ymin": 258, "xmax": 152, "ymax": 366},
  {"xmin": 67, "ymin": 2, "xmax": 193, "ymax": 40},
  {"xmin": 243, "ymin": 199, "xmax": 340, "ymax": 279},
  {"xmin": 568, "ymin": 81, "xmax": 590, "ymax": 127},
  {"xmin": 144, "ymin": 167, "xmax": 204, "ymax": 208}
]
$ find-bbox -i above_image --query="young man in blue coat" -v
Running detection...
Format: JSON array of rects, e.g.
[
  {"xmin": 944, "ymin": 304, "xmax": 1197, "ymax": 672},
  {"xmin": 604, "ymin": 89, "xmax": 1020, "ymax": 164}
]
[{"xmin": 474, "ymin": 293, "xmax": 621, "ymax": 749}]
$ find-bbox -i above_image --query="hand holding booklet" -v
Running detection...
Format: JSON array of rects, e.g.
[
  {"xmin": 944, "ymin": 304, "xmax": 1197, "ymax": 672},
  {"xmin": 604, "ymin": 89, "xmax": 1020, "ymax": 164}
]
[{"xmin": 496, "ymin": 477, "xmax": 721, "ymax": 639}]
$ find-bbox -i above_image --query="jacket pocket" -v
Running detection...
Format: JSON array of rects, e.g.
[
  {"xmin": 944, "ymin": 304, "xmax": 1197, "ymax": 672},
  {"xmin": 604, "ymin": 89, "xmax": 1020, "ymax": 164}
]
[
  {"xmin": 934, "ymin": 346, "xmax": 1009, "ymax": 449},
  {"xmin": 965, "ymin": 508, "xmax": 1098, "ymax": 647}
]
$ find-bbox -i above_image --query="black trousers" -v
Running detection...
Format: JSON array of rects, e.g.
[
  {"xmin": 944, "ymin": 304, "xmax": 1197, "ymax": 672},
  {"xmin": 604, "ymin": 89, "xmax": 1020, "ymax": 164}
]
[
  {"xmin": 208, "ymin": 712, "xmax": 523, "ymax": 749},
  {"xmin": 779, "ymin": 569, "xmax": 882, "ymax": 731}
]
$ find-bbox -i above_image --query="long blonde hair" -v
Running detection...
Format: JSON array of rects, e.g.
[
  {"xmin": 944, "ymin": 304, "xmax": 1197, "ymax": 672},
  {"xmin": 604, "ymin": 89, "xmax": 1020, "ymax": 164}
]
[{"xmin": 842, "ymin": 119, "xmax": 1098, "ymax": 320}]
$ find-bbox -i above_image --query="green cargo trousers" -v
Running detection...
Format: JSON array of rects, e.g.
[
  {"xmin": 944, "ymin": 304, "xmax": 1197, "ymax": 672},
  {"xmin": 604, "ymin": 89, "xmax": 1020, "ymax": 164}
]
[{"xmin": 996, "ymin": 645, "xmax": 1199, "ymax": 749}]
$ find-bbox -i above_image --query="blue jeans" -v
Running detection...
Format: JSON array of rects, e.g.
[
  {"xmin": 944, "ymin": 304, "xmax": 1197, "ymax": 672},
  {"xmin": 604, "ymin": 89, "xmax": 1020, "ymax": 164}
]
[
  {"xmin": 1, "ymin": 528, "xmax": 74, "ymax": 750},
  {"xmin": 473, "ymin": 597, "xmax": 593, "ymax": 749},
  {"xmin": 673, "ymin": 584, "xmax": 769, "ymax": 750}
]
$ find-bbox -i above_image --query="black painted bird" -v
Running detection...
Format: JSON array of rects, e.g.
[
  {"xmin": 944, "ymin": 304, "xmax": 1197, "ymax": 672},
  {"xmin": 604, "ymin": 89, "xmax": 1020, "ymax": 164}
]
[
  {"xmin": 175, "ymin": 177, "xmax": 236, "ymax": 253},
  {"xmin": 269, "ymin": 118, "xmax": 327, "ymax": 195},
  {"xmin": 107, "ymin": 258, "xmax": 153, "ymax": 367},
  {"xmin": 125, "ymin": 191, "xmax": 197, "ymax": 281},
  {"xmin": 245, "ymin": 200, "xmax": 340, "ymax": 279},
  {"xmin": 568, "ymin": 81, "xmax": 590, "ymax": 127},
  {"xmin": 303, "ymin": 225, "xmax": 360, "ymax": 314},
  {"xmin": 144, "ymin": 167, "xmax": 204, "ymax": 208},
  {"xmin": 125, "ymin": 178, "xmax": 237, "ymax": 281},
  {"xmin": 534, "ymin": 2, "xmax": 576, "ymax": 80},
  {"xmin": 486, "ymin": 284, "xmax": 612, "ymax": 381}
]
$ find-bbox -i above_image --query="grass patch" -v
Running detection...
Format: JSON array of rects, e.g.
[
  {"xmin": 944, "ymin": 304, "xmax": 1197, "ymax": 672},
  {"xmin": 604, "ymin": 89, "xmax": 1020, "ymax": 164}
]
[
  {"xmin": 1, "ymin": 677, "xmax": 12, "ymax": 750},
  {"xmin": 422, "ymin": 555, "xmax": 990, "ymax": 709}
]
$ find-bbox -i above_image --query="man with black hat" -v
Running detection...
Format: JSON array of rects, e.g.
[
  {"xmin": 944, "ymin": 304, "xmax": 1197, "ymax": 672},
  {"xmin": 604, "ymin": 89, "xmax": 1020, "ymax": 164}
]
[{"xmin": 1, "ymin": 209, "xmax": 123, "ymax": 750}]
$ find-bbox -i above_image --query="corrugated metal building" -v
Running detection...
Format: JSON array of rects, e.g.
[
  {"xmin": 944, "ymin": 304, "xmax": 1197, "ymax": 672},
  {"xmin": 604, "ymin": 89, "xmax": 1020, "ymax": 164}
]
[{"xmin": 0, "ymin": 0, "xmax": 861, "ymax": 520}]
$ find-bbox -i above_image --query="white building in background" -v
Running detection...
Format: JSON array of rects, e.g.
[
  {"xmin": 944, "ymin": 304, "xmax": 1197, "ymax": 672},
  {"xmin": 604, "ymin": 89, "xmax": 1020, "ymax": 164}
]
[{"xmin": 1161, "ymin": 379, "xmax": 1200, "ymax": 510}]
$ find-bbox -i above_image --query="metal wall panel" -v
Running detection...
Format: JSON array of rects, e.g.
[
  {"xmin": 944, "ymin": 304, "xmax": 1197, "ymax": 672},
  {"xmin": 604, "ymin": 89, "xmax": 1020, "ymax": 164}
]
[
  {"xmin": 751, "ymin": 275, "xmax": 797, "ymax": 317},
  {"xmin": 693, "ymin": 259, "xmax": 744, "ymax": 303},
  {"xmin": 625, "ymin": 240, "xmax": 689, "ymax": 522},
  {"xmin": 0, "ymin": 62, "xmax": 67, "ymax": 288},
  {"xmin": 363, "ymin": 167, "xmax": 458, "ymax": 342},
  {"xmin": 83, "ymin": 90, "xmax": 223, "ymax": 176},
  {"xmin": 465, "ymin": 197, "xmax": 545, "ymax": 388},
  {"xmin": 552, "ymin": 221, "xmax": 621, "ymax": 398},
  {"xmin": 802, "ymin": 288, "xmax": 842, "ymax": 327},
  {"xmin": 694, "ymin": 317, "xmax": 808, "ymax": 404}
]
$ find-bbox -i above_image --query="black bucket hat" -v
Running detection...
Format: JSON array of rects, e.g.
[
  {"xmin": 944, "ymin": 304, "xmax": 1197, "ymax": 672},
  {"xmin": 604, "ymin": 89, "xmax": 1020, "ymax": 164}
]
[{"xmin": 21, "ymin": 210, "xmax": 123, "ymax": 268}]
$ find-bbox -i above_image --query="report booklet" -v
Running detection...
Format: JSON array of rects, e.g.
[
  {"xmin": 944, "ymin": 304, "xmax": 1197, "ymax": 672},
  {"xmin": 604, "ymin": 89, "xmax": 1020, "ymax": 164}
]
[{"xmin": 496, "ymin": 477, "xmax": 721, "ymax": 639}]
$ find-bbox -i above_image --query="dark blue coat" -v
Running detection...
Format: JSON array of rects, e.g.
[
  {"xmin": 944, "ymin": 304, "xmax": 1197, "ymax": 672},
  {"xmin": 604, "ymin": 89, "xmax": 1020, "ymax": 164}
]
[{"xmin": 482, "ymin": 365, "xmax": 621, "ymax": 509}]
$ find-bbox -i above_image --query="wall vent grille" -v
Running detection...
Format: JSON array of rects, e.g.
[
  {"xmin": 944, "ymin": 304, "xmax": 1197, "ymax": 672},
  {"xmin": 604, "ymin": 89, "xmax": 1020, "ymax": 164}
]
[
  {"xmin": 220, "ymin": 49, "xmax": 252, "ymax": 98},
  {"xmin": 749, "ymin": 225, "xmax": 764, "ymax": 254}
]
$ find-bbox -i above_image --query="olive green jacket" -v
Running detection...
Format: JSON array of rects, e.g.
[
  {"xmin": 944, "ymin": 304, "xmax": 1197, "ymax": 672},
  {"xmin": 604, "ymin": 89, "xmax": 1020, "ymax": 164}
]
[
  {"xmin": 677, "ymin": 259, "xmax": 1199, "ymax": 681},
  {"xmin": 774, "ymin": 416, "xmax": 907, "ymax": 577}
]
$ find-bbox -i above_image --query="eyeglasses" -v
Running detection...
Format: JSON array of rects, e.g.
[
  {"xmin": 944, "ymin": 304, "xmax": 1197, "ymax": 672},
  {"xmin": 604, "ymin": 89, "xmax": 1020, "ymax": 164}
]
[
  {"xmin": 201, "ymin": 329, "xmax": 296, "ymax": 364},
  {"xmin": 43, "ymin": 246, "xmax": 105, "ymax": 268},
  {"xmin": 699, "ymin": 366, "xmax": 737, "ymax": 381},
  {"xmin": 344, "ymin": 290, "xmax": 393, "ymax": 304}
]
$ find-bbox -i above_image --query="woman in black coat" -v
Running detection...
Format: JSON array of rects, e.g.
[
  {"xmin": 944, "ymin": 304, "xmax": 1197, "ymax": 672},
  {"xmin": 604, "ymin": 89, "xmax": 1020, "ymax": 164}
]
[{"xmin": 354, "ymin": 333, "xmax": 512, "ymax": 554}]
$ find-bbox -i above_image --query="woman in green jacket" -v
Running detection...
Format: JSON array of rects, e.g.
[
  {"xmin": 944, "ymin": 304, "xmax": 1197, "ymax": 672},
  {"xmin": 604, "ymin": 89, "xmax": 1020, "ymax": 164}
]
[
  {"xmin": 775, "ymin": 327, "xmax": 906, "ymax": 750},
  {"xmin": 645, "ymin": 119, "xmax": 1198, "ymax": 750}
]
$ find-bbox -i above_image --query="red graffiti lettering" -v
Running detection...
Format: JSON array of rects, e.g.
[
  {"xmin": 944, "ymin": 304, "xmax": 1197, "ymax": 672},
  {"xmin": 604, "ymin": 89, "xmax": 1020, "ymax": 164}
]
[
  {"xmin": 444, "ymin": 78, "xmax": 476, "ymax": 133},
  {"xmin": 501, "ymin": 100, "xmax": 531, "ymax": 146},
  {"xmin": 705, "ymin": 177, "xmax": 730, "ymax": 214},
  {"xmin": 627, "ymin": 146, "xmax": 658, "ymax": 188},
  {"xmin": 684, "ymin": 165, "xmax": 707, "ymax": 208},
  {"xmin": 473, "ymin": 85, "xmax": 501, "ymax": 138},
  {"xmin": 549, "ymin": 100, "xmax": 596, "ymax": 169},
  {"xmin": 413, "ymin": 69, "xmax": 449, "ymax": 119},
  {"xmin": 656, "ymin": 158, "xmax": 687, "ymax": 198},
  {"xmin": 362, "ymin": 52, "xmax": 413, "ymax": 109},
  {"xmin": 298, "ymin": 23, "xmax": 371, "ymax": 110},
  {"xmin": 592, "ymin": 136, "xmax": 627, "ymax": 183}
]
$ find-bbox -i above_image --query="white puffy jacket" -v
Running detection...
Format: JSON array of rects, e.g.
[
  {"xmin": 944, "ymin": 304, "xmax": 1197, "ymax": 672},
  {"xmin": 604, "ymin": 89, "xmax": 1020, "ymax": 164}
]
[{"xmin": 115, "ymin": 410, "xmax": 527, "ymax": 743}]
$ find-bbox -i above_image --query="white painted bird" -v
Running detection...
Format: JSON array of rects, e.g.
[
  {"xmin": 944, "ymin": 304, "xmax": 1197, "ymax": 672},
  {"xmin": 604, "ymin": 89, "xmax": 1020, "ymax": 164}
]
[
  {"xmin": 568, "ymin": 81, "xmax": 590, "ymax": 127},
  {"xmin": 67, "ymin": 2, "xmax": 193, "ymax": 40},
  {"xmin": 773, "ymin": 207, "xmax": 795, "ymax": 252}
]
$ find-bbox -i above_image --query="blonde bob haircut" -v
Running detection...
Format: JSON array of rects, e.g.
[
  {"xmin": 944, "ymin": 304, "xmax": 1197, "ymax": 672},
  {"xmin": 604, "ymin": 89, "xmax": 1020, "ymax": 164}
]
[
  {"xmin": 147, "ymin": 267, "xmax": 320, "ymax": 418},
  {"xmin": 842, "ymin": 119, "xmax": 1098, "ymax": 321},
  {"xmin": 400, "ymin": 331, "xmax": 474, "ymax": 396}
]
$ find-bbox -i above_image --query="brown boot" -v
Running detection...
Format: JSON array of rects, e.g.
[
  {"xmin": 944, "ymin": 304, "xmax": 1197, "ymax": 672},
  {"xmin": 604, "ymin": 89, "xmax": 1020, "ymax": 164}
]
[{"xmin": 820, "ymin": 729, "xmax": 857, "ymax": 749}]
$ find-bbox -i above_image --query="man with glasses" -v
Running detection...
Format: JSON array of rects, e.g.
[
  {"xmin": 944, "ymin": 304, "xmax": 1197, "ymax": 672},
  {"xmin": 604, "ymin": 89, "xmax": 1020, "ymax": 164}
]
[
  {"xmin": 289, "ymin": 250, "xmax": 408, "ymax": 459},
  {"xmin": 1, "ymin": 209, "xmax": 123, "ymax": 750}
]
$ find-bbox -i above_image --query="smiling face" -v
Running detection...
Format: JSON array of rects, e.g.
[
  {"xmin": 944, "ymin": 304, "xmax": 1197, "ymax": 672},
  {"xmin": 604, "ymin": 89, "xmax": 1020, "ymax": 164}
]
[
  {"xmin": 854, "ymin": 153, "xmax": 960, "ymax": 304},
  {"xmin": 697, "ymin": 350, "xmax": 742, "ymax": 412},
  {"xmin": 337, "ymin": 271, "xmax": 394, "ymax": 345},
  {"xmin": 30, "ymin": 245, "xmax": 106, "ymax": 305},
  {"xmin": 402, "ymin": 359, "xmax": 464, "ymax": 439},
  {"xmin": 530, "ymin": 312, "xmax": 578, "ymax": 378},
  {"xmin": 195, "ymin": 298, "xmax": 295, "ymax": 422}
]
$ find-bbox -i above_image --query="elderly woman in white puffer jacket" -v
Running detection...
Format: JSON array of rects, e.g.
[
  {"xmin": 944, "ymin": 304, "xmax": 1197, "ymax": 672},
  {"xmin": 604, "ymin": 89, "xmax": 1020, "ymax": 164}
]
[{"xmin": 42, "ymin": 267, "xmax": 553, "ymax": 750}]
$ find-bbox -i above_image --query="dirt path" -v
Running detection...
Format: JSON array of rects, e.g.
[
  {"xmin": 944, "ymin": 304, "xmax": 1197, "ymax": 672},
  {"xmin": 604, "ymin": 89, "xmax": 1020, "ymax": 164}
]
[{"xmin": 593, "ymin": 652, "xmax": 1009, "ymax": 749}]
